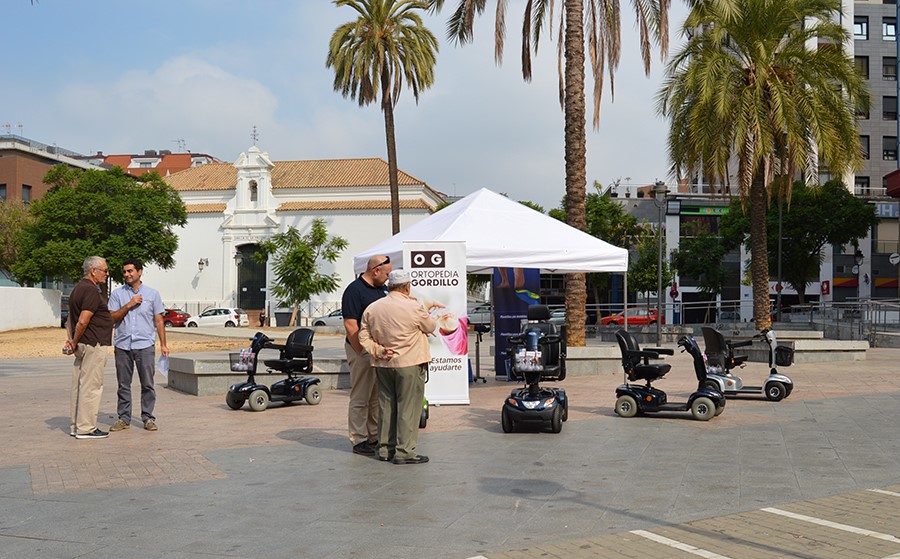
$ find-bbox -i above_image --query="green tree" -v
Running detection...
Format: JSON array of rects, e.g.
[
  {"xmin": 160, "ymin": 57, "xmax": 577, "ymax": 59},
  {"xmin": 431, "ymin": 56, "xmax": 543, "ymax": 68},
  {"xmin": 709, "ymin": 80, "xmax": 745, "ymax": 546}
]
[
  {"xmin": 0, "ymin": 200, "xmax": 34, "ymax": 282},
  {"xmin": 629, "ymin": 232, "xmax": 674, "ymax": 305},
  {"xmin": 13, "ymin": 166, "xmax": 187, "ymax": 284},
  {"xmin": 327, "ymin": 0, "xmax": 439, "ymax": 236},
  {"xmin": 658, "ymin": 0, "xmax": 867, "ymax": 328},
  {"xmin": 429, "ymin": 0, "xmax": 671, "ymax": 346},
  {"xmin": 671, "ymin": 220, "xmax": 731, "ymax": 321},
  {"xmin": 719, "ymin": 179, "xmax": 878, "ymax": 303},
  {"xmin": 256, "ymin": 219, "xmax": 349, "ymax": 326}
]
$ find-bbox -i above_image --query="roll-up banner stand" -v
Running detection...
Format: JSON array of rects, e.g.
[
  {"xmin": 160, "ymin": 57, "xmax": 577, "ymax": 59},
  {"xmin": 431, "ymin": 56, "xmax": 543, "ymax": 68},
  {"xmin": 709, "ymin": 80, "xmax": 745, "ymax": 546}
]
[{"xmin": 404, "ymin": 241, "xmax": 469, "ymax": 404}]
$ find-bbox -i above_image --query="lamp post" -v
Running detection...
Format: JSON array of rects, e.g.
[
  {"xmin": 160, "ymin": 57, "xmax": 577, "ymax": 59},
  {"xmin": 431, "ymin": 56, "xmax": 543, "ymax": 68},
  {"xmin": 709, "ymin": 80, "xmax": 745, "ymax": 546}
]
[
  {"xmin": 854, "ymin": 248, "xmax": 864, "ymax": 302},
  {"xmin": 653, "ymin": 181, "xmax": 670, "ymax": 345}
]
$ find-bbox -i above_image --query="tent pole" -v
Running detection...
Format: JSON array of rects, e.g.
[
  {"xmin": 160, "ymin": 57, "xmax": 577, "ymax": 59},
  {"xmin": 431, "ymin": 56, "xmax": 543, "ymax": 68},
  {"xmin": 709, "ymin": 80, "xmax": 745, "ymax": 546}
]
[{"xmin": 623, "ymin": 272, "xmax": 628, "ymax": 330}]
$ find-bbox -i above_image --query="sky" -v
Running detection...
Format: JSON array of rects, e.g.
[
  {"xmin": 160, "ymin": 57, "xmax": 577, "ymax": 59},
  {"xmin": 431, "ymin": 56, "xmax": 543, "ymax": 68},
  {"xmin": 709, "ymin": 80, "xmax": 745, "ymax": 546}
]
[{"xmin": 3, "ymin": 1, "xmax": 690, "ymax": 211}]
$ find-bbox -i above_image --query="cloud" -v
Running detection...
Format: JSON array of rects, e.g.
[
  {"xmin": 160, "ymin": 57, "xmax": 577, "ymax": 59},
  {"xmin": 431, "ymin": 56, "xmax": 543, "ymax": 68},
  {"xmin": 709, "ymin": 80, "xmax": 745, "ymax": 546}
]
[{"xmin": 55, "ymin": 56, "xmax": 282, "ymax": 157}]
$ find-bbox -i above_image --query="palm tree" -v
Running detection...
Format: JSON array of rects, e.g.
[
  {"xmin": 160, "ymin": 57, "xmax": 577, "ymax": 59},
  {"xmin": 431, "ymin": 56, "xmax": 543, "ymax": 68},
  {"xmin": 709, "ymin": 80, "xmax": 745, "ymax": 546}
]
[
  {"xmin": 658, "ymin": 0, "xmax": 866, "ymax": 328},
  {"xmin": 327, "ymin": 0, "xmax": 439, "ymax": 235},
  {"xmin": 428, "ymin": 0, "xmax": 670, "ymax": 346}
]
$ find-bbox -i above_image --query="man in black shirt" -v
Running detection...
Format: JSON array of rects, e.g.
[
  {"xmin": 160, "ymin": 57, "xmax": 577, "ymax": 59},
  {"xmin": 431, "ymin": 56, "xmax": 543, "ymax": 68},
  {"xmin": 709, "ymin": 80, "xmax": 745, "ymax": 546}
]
[{"xmin": 342, "ymin": 254, "xmax": 392, "ymax": 455}]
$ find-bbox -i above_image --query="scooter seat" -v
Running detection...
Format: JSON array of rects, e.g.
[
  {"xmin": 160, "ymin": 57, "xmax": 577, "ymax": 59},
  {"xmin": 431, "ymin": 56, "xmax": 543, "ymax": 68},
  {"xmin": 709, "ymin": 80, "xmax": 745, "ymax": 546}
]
[
  {"xmin": 264, "ymin": 358, "xmax": 312, "ymax": 374},
  {"xmin": 627, "ymin": 363, "xmax": 671, "ymax": 383}
]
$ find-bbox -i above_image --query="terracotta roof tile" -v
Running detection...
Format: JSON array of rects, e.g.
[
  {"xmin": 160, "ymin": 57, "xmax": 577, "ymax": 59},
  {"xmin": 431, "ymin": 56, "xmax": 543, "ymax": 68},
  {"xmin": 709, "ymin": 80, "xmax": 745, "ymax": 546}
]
[
  {"xmin": 163, "ymin": 158, "xmax": 425, "ymax": 191},
  {"xmin": 185, "ymin": 203, "xmax": 227, "ymax": 213},
  {"xmin": 165, "ymin": 163, "xmax": 238, "ymax": 191},
  {"xmin": 277, "ymin": 199, "xmax": 435, "ymax": 211}
]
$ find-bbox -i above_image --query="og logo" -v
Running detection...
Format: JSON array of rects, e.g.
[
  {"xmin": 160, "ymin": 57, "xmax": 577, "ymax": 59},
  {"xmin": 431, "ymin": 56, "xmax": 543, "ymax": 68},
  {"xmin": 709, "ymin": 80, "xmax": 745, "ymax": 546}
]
[{"xmin": 411, "ymin": 250, "xmax": 445, "ymax": 268}]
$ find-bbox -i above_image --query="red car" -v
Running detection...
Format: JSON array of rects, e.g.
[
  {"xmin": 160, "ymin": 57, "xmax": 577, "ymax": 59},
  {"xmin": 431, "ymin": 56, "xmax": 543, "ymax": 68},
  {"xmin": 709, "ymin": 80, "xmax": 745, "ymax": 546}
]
[
  {"xmin": 162, "ymin": 308, "xmax": 191, "ymax": 327},
  {"xmin": 600, "ymin": 308, "xmax": 663, "ymax": 326}
]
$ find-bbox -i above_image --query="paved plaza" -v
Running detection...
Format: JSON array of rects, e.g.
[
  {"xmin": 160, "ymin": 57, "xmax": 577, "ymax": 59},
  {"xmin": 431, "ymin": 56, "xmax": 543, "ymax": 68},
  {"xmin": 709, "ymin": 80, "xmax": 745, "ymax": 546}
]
[{"xmin": 2, "ymin": 331, "xmax": 900, "ymax": 558}]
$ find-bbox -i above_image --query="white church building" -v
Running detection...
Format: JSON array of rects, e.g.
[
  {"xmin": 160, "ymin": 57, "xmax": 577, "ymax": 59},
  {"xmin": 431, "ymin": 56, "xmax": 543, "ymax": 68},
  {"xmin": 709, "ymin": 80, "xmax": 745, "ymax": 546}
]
[{"xmin": 145, "ymin": 144, "xmax": 444, "ymax": 321}]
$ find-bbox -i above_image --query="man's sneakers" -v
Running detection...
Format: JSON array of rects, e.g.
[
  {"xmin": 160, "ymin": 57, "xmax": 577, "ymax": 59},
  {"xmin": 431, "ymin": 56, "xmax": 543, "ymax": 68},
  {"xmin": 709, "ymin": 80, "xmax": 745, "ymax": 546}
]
[
  {"xmin": 392, "ymin": 455, "xmax": 429, "ymax": 465},
  {"xmin": 144, "ymin": 419, "xmax": 158, "ymax": 431},
  {"xmin": 75, "ymin": 429, "xmax": 109, "ymax": 440},
  {"xmin": 109, "ymin": 419, "xmax": 130, "ymax": 432}
]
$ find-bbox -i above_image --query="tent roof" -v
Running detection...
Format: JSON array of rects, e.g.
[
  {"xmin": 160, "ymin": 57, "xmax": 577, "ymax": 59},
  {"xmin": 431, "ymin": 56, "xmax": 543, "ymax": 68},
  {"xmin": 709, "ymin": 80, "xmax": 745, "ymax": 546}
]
[{"xmin": 353, "ymin": 188, "xmax": 628, "ymax": 275}]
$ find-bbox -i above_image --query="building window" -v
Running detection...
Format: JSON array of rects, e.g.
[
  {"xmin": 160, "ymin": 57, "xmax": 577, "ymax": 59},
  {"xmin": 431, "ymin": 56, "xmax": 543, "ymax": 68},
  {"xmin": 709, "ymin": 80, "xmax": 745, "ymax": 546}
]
[
  {"xmin": 884, "ymin": 17, "xmax": 897, "ymax": 41},
  {"xmin": 884, "ymin": 96, "xmax": 898, "ymax": 120},
  {"xmin": 855, "ymin": 176, "xmax": 870, "ymax": 196},
  {"xmin": 884, "ymin": 57, "xmax": 897, "ymax": 80},
  {"xmin": 861, "ymin": 135, "xmax": 870, "ymax": 160},
  {"xmin": 856, "ymin": 56, "xmax": 870, "ymax": 79},
  {"xmin": 0, "ymin": 184, "xmax": 6, "ymax": 201},
  {"xmin": 884, "ymin": 136, "xmax": 897, "ymax": 160},
  {"xmin": 22, "ymin": 184, "xmax": 32, "ymax": 204},
  {"xmin": 855, "ymin": 16, "xmax": 869, "ymax": 40}
]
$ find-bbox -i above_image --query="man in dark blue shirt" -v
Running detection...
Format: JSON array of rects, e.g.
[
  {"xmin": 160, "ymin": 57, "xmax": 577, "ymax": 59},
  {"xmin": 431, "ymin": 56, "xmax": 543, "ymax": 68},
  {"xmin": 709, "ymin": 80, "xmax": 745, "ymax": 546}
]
[{"xmin": 342, "ymin": 254, "xmax": 392, "ymax": 455}]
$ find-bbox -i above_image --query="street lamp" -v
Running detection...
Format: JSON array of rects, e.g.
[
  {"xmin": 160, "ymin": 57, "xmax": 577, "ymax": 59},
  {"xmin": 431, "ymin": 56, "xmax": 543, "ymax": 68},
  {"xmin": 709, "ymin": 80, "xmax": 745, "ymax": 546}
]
[
  {"xmin": 653, "ymin": 180, "xmax": 670, "ymax": 345},
  {"xmin": 234, "ymin": 250, "xmax": 243, "ymax": 267},
  {"xmin": 197, "ymin": 258, "xmax": 208, "ymax": 271}
]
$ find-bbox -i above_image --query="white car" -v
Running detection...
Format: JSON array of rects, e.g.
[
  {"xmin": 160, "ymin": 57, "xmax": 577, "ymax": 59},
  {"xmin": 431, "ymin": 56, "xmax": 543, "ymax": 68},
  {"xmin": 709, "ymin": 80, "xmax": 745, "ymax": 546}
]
[
  {"xmin": 186, "ymin": 308, "xmax": 249, "ymax": 327},
  {"xmin": 312, "ymin": 309, "xmax": 345, "ymax": 327}
]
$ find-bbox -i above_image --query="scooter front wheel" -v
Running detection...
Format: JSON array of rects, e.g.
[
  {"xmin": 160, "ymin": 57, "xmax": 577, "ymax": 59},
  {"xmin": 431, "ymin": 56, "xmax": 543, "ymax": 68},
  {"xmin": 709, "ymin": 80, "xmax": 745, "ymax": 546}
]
[
  {"xmin": 225, "ymin": 391, "xmax": 244, "ymax": 410},
  {"xmin": 765, "ymin": 381, "xmax": 786, "ymax": 402},
  {"xmin": 615, "ymin": 395, "xmax": 638, "ymax": 418},
  {"xmin": 501, "ymin": 407, "xmax": 514, "ymax": 433}
]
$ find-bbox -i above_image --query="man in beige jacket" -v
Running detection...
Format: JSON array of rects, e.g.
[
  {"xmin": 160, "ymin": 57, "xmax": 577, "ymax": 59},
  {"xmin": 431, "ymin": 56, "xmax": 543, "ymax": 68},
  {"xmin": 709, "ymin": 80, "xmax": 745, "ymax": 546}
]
[{"xmin": 359, "ymin": 270, "xmax": 436, "ymax": 464}]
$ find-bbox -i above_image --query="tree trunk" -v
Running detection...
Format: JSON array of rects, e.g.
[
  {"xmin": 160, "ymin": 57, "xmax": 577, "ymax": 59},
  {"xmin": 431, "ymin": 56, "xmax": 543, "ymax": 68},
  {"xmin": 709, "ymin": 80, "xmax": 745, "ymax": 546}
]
[
  {"xmin": 381, "ymin": 70, "xmax": 401, "ymax": 235},
  {"xmin": 750, "ymin": 168, "xmax": 772, "ymax": 329},
  {"xmin": 563, "ymin": 0, "xmax": 588, "ymax": 346}
]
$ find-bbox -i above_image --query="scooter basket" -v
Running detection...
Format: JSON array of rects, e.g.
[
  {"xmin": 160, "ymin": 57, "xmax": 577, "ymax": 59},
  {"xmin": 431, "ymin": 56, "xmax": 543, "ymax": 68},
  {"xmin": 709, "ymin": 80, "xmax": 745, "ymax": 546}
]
[
  {"xmin": 774, "ymin": 345, "xmax": 794, "ymax": 367},
  {"xmin": 229, "ymin": 352, "xmax": 255, "ymax": 372}
]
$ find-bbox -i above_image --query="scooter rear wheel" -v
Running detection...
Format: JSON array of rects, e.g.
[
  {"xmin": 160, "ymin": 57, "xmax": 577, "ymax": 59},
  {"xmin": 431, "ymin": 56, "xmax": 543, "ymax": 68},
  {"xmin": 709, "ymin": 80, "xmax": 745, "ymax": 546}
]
[
  {"xmin": 248, "ymin": 389, "xmax": 269, "ymax": 412},
  {"xmin": 615, "ymin": 395, "xmax": 638, "ymax": 418},
  {"xmin": 691, "ymin": 397, "xmax": 715, "ymax": 421},
  {"xmin": 305, "ymin": 385, "xmax": 322, "ymax": 405}
]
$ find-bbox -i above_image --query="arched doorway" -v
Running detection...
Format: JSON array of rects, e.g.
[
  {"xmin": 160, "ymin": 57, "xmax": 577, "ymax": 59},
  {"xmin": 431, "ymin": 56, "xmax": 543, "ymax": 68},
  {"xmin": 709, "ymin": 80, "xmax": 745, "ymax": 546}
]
[{"xmin": 235, "ymin": 244, "xmax": 267, "ymax": 311}]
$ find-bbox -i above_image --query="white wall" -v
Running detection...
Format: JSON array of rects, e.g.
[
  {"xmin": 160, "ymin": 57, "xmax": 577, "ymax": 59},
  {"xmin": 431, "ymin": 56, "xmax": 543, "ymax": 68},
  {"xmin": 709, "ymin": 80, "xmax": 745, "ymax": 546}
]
[{"xmin": 0, "ymin": 286, "xmax": 62, "ymax": 332}]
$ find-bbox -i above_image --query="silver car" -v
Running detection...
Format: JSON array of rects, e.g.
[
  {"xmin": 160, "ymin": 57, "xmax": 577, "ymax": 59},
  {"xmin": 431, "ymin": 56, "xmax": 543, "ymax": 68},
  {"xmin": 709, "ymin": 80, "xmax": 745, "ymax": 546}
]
[{"xmin": 312, "ymin": 309, "xmax": 345, "ymax": 327}]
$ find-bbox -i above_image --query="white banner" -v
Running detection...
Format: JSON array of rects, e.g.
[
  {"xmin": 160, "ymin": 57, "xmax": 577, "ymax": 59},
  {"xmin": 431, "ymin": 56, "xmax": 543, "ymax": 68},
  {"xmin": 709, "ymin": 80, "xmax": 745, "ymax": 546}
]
[{"xmin": 404, "ymin": 241, "xmax": 469, "ymax": 405}]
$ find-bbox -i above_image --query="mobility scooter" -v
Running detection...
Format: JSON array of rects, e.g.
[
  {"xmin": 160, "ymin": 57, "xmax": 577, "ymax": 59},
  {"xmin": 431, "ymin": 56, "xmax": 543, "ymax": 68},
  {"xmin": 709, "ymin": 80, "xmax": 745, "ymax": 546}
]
[
  {"xmin": 701, "ymin": 327, "xmax": 794, "ymax": 401},
  {"xmin": 226, "ymin": 329, "xmax": 322, "ymax": 412},
  {"xmin": 614, "ymin": 330, "xmax": 725, "ymax": 421},
  {"xmin": 501, "ymin": 305, "xmax": 568, "ymax": 433}
]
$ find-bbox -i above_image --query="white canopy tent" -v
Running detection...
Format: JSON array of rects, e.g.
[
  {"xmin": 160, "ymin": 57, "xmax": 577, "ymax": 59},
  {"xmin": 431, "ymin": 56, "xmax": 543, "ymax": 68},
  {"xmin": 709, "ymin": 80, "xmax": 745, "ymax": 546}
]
[{"xmin": 353, "ymin": 188, "xmax": 629, "ymax": 275}]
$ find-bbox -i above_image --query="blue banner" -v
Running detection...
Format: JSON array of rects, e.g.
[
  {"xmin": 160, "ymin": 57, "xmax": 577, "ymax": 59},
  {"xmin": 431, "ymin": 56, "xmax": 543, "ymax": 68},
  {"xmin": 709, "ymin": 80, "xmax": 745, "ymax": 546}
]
[{"xmin": 491, "ymin": 267, "xmax": 540, "ymax": 377}]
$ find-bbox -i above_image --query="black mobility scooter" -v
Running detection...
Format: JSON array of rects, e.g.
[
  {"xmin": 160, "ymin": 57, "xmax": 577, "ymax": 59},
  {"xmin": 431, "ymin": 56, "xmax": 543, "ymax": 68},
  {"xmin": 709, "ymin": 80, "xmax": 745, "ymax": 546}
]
[
  {"xmin": 501, "ymin": 305, "xmax": 568, "ymax": 433},
  {"xmin": 701, "ymin": 326, "xmax": 794, "ymax": 401},
  {"xmin": 226, "ymin": 329, "xmax": 323, "ymax": 412},
  {"xmin": 614, "ymin": 330, "xmax": 725, "ymax": 421}
]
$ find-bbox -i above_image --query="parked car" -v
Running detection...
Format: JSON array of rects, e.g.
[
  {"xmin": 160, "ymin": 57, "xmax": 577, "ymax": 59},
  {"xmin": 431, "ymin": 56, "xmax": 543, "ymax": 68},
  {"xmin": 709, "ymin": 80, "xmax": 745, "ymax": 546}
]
[
  {"xmin": 467, "ymin": 303, "xmax": 492, "ymax": 326},
  {"xmin": 186, "ymin": 308, "xmax": 249, "ymax": 327},
  {"xmin": 60, "ymin": 308, "xmax": 68, "ymax": 329},
  {"xmin": 718, "ymin": 310, "xmax": 740, "ymax": 322},
  {"xmin": 600, "ymin": 308, "xmax": 663, "ymax": 326},
  {"xmin": 312, "ymin": 309, "xmax": 344, "ymax": 327},
  {"xmin": 549, "ymin": 309, "xmax": 566, "ymax": 325},
  {"xmin": 162, "ymin": 308, "xmax": 191, "ymax": 327}
]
